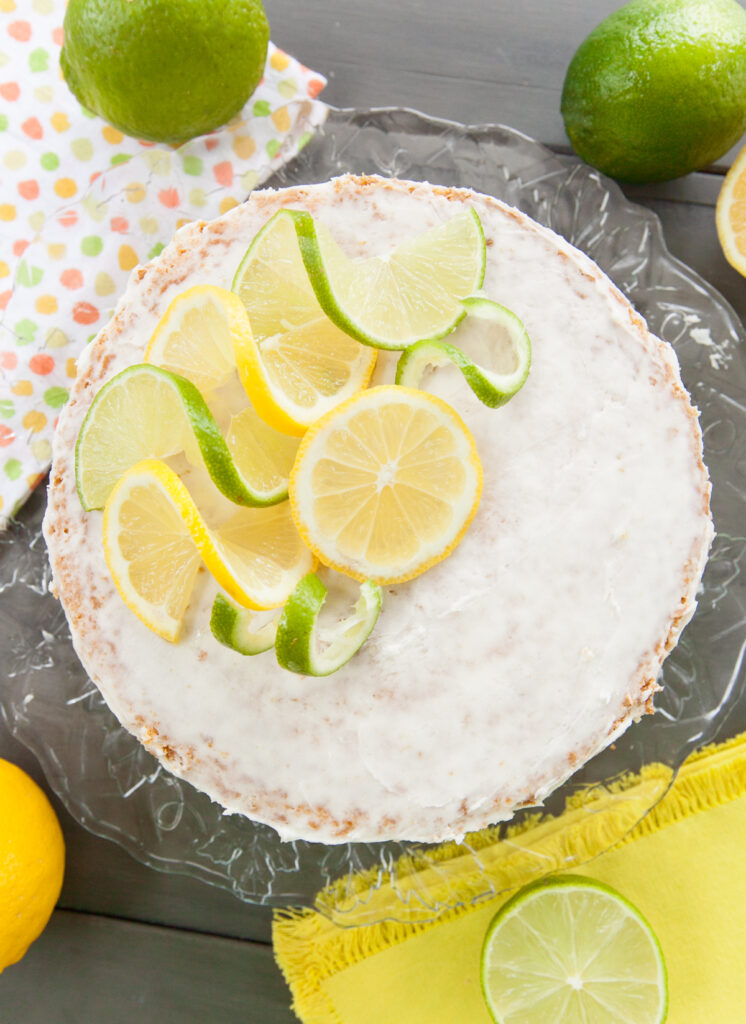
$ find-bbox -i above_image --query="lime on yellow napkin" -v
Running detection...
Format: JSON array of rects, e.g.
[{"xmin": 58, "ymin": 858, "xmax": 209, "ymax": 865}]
[{"xmin": 274, "ymin": 732, "xmax": 746, "ymax": 1022}]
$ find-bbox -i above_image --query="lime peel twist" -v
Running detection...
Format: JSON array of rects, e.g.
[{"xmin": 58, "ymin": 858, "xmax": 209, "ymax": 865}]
[
  {"xmin": 395, "ymin": 297, "xmax": 532, "ymax": 407},
  {"xmin": 75, "ymin": 363, "xmax": 290, "ymax": 510},
  {"xmin": 210, "ymin": 574, "xmax": 382, "ymax": 675}
]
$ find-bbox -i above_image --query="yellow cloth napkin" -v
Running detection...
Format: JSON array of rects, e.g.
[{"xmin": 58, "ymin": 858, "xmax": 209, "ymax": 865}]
[{"xmin": 273, "ymin": 733, "xmax": 746, "ymax": 1023}]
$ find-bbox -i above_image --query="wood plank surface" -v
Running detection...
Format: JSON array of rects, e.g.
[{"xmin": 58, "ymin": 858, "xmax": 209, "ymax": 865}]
[
  {"xmin": 267, "ymin": 0, "xmax": 746, "ymax": 170},
  {"xmin": 0, "ymin": 911, "xmax": 294, "ymax": 1024},
  {"xmin": 2, "ymin": 0, "xmax": 746, "ymax": 1019}
]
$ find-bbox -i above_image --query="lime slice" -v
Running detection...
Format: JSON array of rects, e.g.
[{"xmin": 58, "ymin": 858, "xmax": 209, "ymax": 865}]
[
  {"xmin": 75, "ymin": 364, "xmax": 290, "ymax": 510},
  {"xmin": 230, "ymin": 218, "xmax": 377, "ymax": 433},
  {"xmin": 103, "ymin": 459, "xmax": 314, "ymax": 640},
  {"xmin": 210, "ymin": 593, "xmax": 280, "ymax": 655},
  {"xmin": 395, "ymin": 297, "xmax": 531, "ymax": 407},
  {"xmin": 275, "ymin": 573, "xmax": 382, "ymax": 675},
  {"xmin": 233, "ymin": 207, "xmax": 486, "ymax": 352},
  {"xmin": 481, "ymin": 876, "xmax": 668, "ymax": 1024}
]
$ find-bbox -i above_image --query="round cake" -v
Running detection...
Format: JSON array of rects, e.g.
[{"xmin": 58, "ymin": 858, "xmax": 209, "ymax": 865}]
[{"xmin": 43, "ymin": 175, "xmax": 713, "ymax": 843}]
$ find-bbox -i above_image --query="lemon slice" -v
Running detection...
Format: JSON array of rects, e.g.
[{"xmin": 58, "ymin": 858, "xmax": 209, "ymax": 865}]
[
  {"xmin": 75, "ymin": 364, "xmax": 291, "ymax": 509},
  {"xmin": 481, "ymin": 877, "xmax": 668, "ymax": 1024},
  {"xmin": 230, "ymin": 218, "xmax": 378, "ymax": 433},
  {"xmin": 235, "ymin": 208, "xmax": 486, "ymax": 352},
  {"xmin": 145, "ymin": 284, "xmax": 240, "ymax": 393},
  {"xmin": 103, "ymin": 459, "xmax": 314, "ymax": 641},
  {"xmin": 210, "ymin": 593, "xmax": 280, "ymax": 655},
  {"xmin": 275, "ymin": 574, "xmax": 382, "ymax": 675},
  {"xmin": 716, "ymin": 143, "xmax": 746, "ymax": 277},
  {"xmin": 396, "ymin": 297, "xmax": 532, "ymax": 407},
  {"xmin": 289, "ymin": 385, "xmax": 483, "ymax": 584}
]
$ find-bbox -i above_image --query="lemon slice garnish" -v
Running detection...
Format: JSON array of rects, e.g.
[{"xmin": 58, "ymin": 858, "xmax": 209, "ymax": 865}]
[
  {"xmin": 146, "ymin": 282, "xmax": 377, "ymax": 436},
  {"xmin": 289, "ymin": 385, "xmax": 483, "ymax": 584},
  {"xmin": 103, "ymin": 459, "xmax": 314, "ymax": 641}
]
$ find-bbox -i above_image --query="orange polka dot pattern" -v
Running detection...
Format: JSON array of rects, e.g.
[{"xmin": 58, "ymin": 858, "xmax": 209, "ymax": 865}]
[{"xmin": 0, "ymin": 5, "xmax": 327, "ymax": 525}]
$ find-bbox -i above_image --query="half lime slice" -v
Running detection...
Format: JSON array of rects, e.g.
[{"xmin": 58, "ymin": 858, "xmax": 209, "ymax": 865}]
[
  {"xmin": 233, "ymin": 208, "xmax": 486, "ymax": 351},
  {"xmin": 481, "ymin": 876, "xmax": 668, "ymax": 1024}
]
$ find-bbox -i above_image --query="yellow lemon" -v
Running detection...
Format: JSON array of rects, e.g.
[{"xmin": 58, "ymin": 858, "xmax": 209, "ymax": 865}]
[{"xmin": 0, "ymin": 759, "xmax": 65, "ymax": 974}]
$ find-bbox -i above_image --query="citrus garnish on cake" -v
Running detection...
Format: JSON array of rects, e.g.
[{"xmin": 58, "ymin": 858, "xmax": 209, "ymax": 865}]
[
  {"xmin": 289, "ymin": 386, "xmax": 483, "ymax": 584},
  {"xmin": 44, "ymin": 175, "xmax": 713, "ymax": 843},
  {"xmin": 233, "ymin": 206, "xmax": 486, "ymax": 351},
  {"xmin": 146, "ymin": 283, "xmax": 377, "ymax": 437},
  {"xmin": 75, "ymin": 364, "xmax": 294, "ymax": 509},
  {"xmin": 103, "ymin": 459, "xmax": 313, "ymax": 641}
]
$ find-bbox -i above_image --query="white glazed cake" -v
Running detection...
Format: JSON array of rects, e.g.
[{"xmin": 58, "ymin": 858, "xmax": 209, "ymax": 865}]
[{"xmin": 43, "ymin": 175, "xmax": 713, "ymax": 843}]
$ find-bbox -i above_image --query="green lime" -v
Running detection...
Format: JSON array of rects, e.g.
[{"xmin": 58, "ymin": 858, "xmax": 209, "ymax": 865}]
[
  {"xmin": 61, "ymin": 0, "xmax": 270, "ymax": 143},
  {"xmin": 234, "ymin": 208, "xmax": 486, "ymax": 352},
  {"xmin": 75, "ymin": 364, "xmax": 289, "ymax": 510},
  {"xmin": 275, "ymin": 574, "xmax": 382, "ymax": 676},
  {"xmin": 210, "ymin": 593, "xmax": 280, "ymax": 655},
  {"xmin": 481, "ymin": 876, "xmax": 668, "ymax": 1024},
  {"xmin": 561, "ymin": 0, "xmax": 746, "ymax": 183},
  {"xmin": 395, "ymin": 297, "xmax": 531, "ymax": 408}
]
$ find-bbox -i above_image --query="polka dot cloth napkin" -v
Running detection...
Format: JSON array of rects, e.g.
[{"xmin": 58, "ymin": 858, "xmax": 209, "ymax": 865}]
[{"xmin": 0, "ymin": 1, "xmax": 328, "ymax": 529}]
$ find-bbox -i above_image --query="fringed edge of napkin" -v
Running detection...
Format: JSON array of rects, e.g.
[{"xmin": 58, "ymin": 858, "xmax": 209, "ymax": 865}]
[{"xmin": 273, "ymin": 732, "xmax": 746, "ymax": 1024}]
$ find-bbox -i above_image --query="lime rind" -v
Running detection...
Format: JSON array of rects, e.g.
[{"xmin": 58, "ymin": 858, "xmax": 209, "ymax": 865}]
[
  {"xmin": 209, "ymin": 593, "xmax": 280, "ymax": 655},
  {"xmin": 480, "ymin": 875, "xmax": 668, "ymax": 1024},
  {"xmin": 395, "ymin": 297, "xmax": 531, "ymax": 407},
  {"xmin": 234, "ymin": 207, "xmax": 487, "ymax": 352},
  {"xmin": 75, "ymin": 364, "xmax": 289, "ymax": 510},
  {"xmin": 231, "ymin": 215, "xmax": 378, "ymax": 434},
  {"xmin": 275, "ymin": 574, "xmax": 382, "ymax": 676}
]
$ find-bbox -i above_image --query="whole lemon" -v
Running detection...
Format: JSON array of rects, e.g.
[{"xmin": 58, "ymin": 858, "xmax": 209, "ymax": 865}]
[
  {"xmin": 561, "ymin": 0, "xmax": 746, "ymax": 183},
  {"xmin": 61, "ymin": 0, "xmax": 270, "ymax": 144},
  {"xmin": 0, "ymin": 759, "xmax": 65, "ymax": 974}
]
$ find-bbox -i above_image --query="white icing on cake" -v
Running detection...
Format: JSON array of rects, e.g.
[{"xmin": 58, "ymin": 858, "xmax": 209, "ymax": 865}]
[{"xmin": 44, "ymin": 176, "xmax": 713, "ymax": 842}]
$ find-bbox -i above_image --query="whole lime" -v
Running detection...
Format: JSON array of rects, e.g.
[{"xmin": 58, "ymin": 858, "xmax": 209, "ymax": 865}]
[
  {"xmin": 561, "ymin": 0, "xmax": 746, "ymax": 183},
  {"xmin": 61, "ymin": 0, "xmax": 270, "ymax": 144}
]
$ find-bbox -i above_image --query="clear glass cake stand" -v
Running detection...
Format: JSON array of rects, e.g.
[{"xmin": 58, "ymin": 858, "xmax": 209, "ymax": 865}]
[{"xmin": 2, "ymin": 107, "xmax": 745, "ymax": 925}]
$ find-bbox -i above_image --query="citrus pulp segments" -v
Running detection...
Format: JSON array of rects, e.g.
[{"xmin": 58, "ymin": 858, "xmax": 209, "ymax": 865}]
[
  {"xmin": 103, "ymin": 459, "xmax": 315, "ymax": 642},
  {"xmin": 275, "ymin": 573, "xmax": 382, "ymax": 676},
  {"xmin": 480, "ymin": 876, "xmax": 668, "ymax": 1024},
  {"xmin": 395, "ymin": 296, "xmax": 532, "ymax": 407},
  {"xmin": 716, "ymin": 143, "xmax": 746, "ymax": 276},
  {"xmin": 231, "ymin": 212, "xmax": 378, "ymax": 433},
  {"xmin": 299, "ymin": 207, "xmax": 486, "ymax": 350},
  {"xmin": 75, "ymin": 364, "xmax": 289, "ymax": 509},
  {"xmin": 289, "ymin": 385, "xmax": 483, "ymax": 584},
  {"xmin": 145, "ymin": 284, "xmax": 239, "ymax": 394}
]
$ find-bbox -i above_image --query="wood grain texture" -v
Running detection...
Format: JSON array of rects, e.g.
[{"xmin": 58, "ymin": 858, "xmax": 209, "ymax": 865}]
[
  {"xmin": 265, "ymin": 0, "xmax": 746, "ymax": 169},
  {"xmin": 0, "ymin": 911, "xmax": 294, "ymax": 1024}
]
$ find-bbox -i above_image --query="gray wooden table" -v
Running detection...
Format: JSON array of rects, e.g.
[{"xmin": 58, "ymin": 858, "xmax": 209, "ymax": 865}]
[{"xmin": 2, "ymin": 2, "xmax": 745, "ymax": 1020}]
